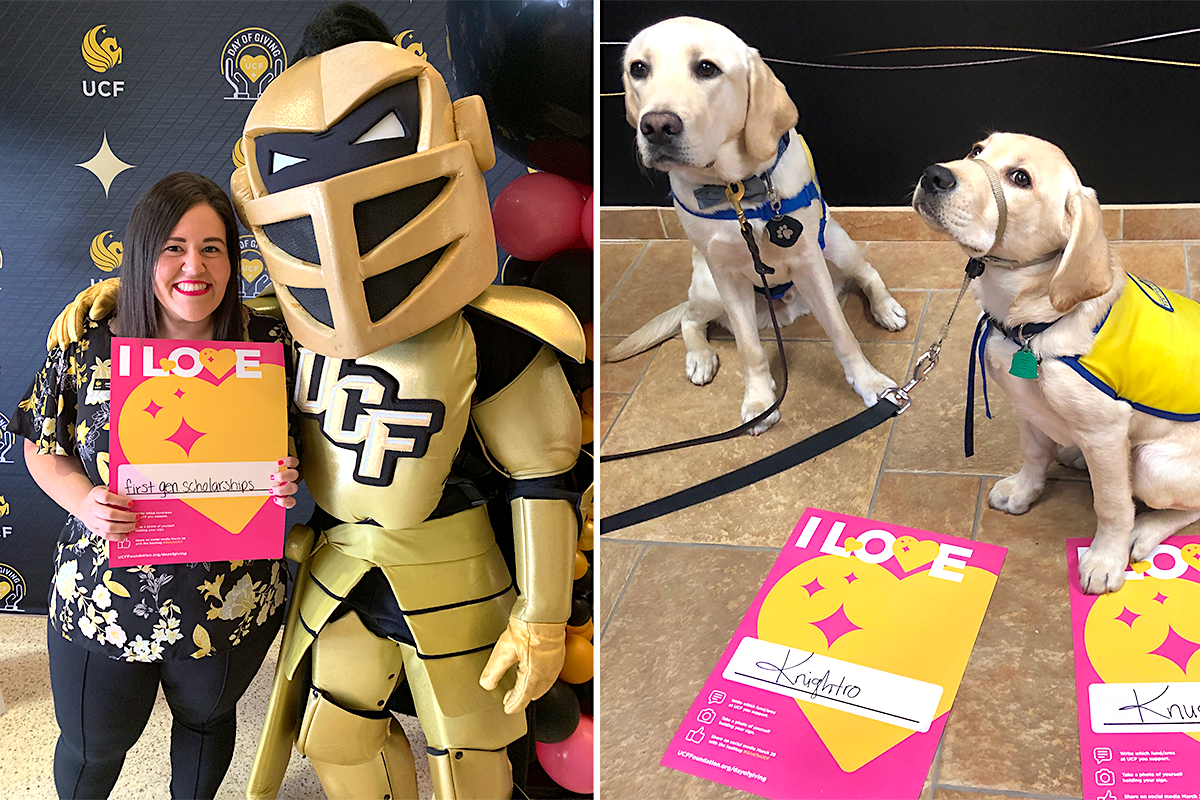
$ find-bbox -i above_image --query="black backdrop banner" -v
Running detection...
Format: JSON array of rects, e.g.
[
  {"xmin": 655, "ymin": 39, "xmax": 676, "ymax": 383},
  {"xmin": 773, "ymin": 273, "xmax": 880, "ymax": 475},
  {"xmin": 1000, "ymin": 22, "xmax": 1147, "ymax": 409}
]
[
  {"xmin": 0, "ymin": 1, "xmax": 531, "ymax": 616},
  {"xmin": 601, "ymin": 0, "xmax": 1200, "ymax": 207}
]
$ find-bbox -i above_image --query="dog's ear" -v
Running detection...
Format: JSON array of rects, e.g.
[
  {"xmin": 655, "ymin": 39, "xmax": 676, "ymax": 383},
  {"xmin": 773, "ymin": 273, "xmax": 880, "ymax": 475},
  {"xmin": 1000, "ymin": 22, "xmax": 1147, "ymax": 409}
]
[
  {"xmin": 1049, "ymin": 186, "xmax": 1112, "ymax": 312},
  {"xmin": 744, "ymin": 48, "xmax": 798, "ymax": 164},
  {"xmin": 622, "ymin": 68, "xmax": 639, "ymax": 128}
]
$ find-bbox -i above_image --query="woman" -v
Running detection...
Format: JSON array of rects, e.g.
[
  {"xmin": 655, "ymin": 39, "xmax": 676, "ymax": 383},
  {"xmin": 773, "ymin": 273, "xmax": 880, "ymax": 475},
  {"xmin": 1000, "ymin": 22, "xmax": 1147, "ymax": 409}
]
[{"xmin": 10, "ymin": 173, "xmax": 300, "ymax": 800}]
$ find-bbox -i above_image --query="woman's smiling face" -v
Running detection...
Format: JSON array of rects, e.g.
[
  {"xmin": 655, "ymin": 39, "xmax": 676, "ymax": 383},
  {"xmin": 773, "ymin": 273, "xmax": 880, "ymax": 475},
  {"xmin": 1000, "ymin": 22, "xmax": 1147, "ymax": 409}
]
[{"xmin": 153, "ymin": 202, "xmax": 230, "ymax": 338}]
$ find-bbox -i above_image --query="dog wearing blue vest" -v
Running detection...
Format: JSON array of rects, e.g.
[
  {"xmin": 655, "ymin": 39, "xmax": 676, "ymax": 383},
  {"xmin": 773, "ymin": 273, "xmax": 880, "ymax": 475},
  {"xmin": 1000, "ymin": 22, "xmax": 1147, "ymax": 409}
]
[
  {"xmin": 607, "ymin": 17, "xmax": 908, "ymax": 435},
  {"xmin": 914, "ymin": 132, "xmax": 1200, "ymax": 594}
]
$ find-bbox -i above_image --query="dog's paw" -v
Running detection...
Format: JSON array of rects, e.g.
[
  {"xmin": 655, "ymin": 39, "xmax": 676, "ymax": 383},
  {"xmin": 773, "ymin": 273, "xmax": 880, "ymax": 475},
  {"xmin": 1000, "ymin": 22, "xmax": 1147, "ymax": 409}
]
[
  {"xmin": 872, "ymin": 295, "xmax": 908, "ymax": 332},
  {"xmin": 847, "ymin": 368, "xmax": 896, "ymax": 408},
  {"xmin": 1130, "ymin": 515, "xmax": 1175, "ymax": 563},
  {"xmin": 1057, "ymin": 445, "xmax": 1087, "ymax": 471},
  {"xmin": 1079, "ymin": 545, "xmax": 1128, "ymax": 595},
  {"xmin": 685, "ymin": 348, "xmax": 719, "ymax": 386},
  {"xmin": 988, "ymin": 474, "xmax": 1042, "ymax": 515},
  {"xmin": 741, "ymin": 397, "xmax": 780, "ymax": 436}
]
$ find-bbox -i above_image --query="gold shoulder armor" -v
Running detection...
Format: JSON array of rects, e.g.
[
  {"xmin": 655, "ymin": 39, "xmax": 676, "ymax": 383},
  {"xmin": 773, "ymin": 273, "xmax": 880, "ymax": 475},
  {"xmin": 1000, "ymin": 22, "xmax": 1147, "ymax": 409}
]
[
  {"xmin": 244, "ymin": 285, "xmax": 283, "ymax": 320},
  {"xmin": 467, "ymin": 285, "xmax": 586, "ymax": 364}
]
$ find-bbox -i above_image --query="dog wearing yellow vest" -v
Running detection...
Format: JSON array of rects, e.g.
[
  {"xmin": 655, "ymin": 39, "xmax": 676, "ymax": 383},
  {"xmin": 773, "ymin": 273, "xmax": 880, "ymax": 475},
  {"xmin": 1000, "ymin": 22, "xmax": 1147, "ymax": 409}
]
[{"xmin": 914, "ymin": 132, "xmax": 1200, "ymax": 595}]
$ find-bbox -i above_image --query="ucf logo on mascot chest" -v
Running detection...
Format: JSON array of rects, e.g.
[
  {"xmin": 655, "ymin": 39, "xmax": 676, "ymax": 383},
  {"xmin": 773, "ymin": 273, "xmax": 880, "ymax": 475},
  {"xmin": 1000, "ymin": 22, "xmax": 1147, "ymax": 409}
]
[{"xmin": 228, "ymin": 40, "xmax": 585, "ymax": 800}]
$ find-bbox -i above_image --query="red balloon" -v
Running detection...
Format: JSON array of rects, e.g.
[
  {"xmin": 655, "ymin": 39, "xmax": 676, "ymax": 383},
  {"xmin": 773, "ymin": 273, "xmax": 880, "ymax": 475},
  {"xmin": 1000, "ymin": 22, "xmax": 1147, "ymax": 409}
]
[
  {"xmin": 492, "ymin": 172, "xmax": 585, "ymax": 261},
  {"xmin": 581, "ymin": 193, "xmax": 594, "ymax": 250},
  {"xmin": 536, "ymin": 714, "xmax": 593, "ymax": 794}
]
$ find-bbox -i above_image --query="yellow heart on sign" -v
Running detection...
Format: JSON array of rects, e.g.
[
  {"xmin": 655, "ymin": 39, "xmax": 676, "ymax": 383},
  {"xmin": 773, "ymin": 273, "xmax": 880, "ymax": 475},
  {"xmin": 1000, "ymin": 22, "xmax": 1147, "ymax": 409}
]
[
  {"xmin": 1181, "ymin": 543, "xmax": 1200, "ymax": 572},
  {"xmin": 1130, "ymin": 560, "xmax": 1152, "ymax": 574},
  {"xmin": 241, "ymin": 257, "xmax": 264, "ymax": 283},
  {"xmin": 160, "ymin": 358, "xmax": 177, "ymax": 373},
  {"xmin": 843, "ymin": 537, "xmax": 863, "ymax": 553},
  {"xmin": 199, "ymin": 348, "xmax": 237, "ymax": 380},
  {"xmin": 1085, "ymin": 575, "xmax": 1200, "ymax": 744},
  {"xmin": 118, "ymin": 367, "xmax": 286, "ymax": 533},
  {"xmin": 239, "ymin": 54, "xmax": 268, "ymax": 82},
  {"xmin": 757, "ymin": 555, "xmax": 997, "ymax": 771},
  {"xmin": 0, "ymin": 580, "xmax": 11, "ymax": 599},
  {"xmin": 894, "ymin": 535, "xmax": 940, "ymax": 573}
]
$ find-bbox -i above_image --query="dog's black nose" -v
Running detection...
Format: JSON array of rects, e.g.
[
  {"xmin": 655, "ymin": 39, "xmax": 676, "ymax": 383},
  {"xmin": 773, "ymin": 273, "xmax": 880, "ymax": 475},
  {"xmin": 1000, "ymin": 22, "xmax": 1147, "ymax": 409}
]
[
  {"xmin": 640, "ymin": 111, "xmax": 683, "ymax": 145},
  {"xmin": 920, "ymin": 165, "xmax": 957, "ymax": 193}
]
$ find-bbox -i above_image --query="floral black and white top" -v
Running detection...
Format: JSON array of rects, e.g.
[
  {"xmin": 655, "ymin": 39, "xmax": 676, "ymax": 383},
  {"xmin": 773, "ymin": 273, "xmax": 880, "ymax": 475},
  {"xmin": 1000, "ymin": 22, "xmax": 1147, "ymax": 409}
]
[{"xmin": 10, "ymin": 310, "xmax": 293, "ymax": 662}]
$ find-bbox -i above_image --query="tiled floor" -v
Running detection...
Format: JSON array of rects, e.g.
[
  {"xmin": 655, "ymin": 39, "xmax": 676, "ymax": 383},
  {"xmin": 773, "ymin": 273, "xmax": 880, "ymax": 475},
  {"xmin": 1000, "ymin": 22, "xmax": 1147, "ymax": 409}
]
[
  {"xmin": 597, "ymin": 204, "xmax": 1200, "ymax": 800},
  {"xmin": 0, "ymin": 613, "xmax": 433, "ymax": 800}
]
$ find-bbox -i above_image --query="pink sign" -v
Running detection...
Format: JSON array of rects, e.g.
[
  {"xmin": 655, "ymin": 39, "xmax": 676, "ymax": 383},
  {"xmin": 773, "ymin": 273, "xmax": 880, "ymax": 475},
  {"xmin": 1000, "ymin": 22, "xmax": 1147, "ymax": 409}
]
[
  {"xmin": 1068, "ymin": 537, "xmax": 1200, "ymax": 800},
  {"xmin": 108, "ymin": 336, "xmax": 288, "ymax": 566},
  {"xmin": 662, "ymin": 508, "xmax": 1007, "ymax": 799}
]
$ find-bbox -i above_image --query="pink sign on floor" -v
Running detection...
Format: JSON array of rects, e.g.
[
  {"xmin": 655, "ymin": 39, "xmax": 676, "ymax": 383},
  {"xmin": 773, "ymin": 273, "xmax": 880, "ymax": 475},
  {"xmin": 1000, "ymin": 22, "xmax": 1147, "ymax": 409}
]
[
  {"xmin": 108, "ymin": 337, "xmax": 288, "ymax": 566},
  {"xmin": 1068, "ymin": 536, "xmax": 1200, "ymax": 800},
  {"xmin": 662, "ymin": 508, "xmax": 1007, "ymax": 799}
]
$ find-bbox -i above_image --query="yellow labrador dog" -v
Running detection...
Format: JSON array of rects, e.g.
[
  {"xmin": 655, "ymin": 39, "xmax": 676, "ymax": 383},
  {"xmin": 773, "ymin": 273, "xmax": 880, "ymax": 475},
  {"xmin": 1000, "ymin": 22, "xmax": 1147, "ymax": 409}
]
[
  {"xmin": 914, "ymin": 132, "xmax": 1200, "ymax": 594},
  {"xmin": 607, "ymin": 17, "xmax": 907, "ymax": 435}
]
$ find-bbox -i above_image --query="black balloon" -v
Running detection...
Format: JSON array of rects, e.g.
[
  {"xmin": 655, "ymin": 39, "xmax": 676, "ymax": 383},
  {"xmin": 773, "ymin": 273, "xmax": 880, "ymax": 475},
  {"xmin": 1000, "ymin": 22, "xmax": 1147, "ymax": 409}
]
[
  {"xmin": 501, "ymin": 255, "xmax": 541, "ymax": 287},
  {"xmin": 446, "ymin": 0, "xmax": 593, "ymax": 184},
  {"xmin": 572, "ymin": 678, "xmax": 593, "ymax": 718},
  {"xmin": 568, "ymin": 594, "xmax": 591, "ymax": 628},
  {"xmin": 532, "ymin": 249, "xmax": 593, "ymax": 324},
  {"xmin": 533, "ymin": 680, "xmax": 582, "ymax": 744}
]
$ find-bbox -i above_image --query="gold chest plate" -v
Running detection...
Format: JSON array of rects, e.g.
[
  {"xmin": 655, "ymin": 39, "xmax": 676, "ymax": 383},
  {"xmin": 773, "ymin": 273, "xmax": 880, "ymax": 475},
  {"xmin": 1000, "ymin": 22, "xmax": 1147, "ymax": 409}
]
[{"xmin": 293, "ymin": 313, "xmax": 476, "ymax": 529}]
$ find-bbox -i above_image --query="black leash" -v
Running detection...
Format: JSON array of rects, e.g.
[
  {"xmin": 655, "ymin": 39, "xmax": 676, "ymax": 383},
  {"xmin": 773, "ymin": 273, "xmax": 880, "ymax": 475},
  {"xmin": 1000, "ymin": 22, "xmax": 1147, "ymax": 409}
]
[
  {"xmin": 601, "ymin": 398, "xmax": 902, "ymax": 533},
  {"xmin": 600, "ymin": 258, "xmax": 988, "ymax": 534},
  {"xmin": 600, "ymin": 181, "xmax": 790, "ymax": 463}
]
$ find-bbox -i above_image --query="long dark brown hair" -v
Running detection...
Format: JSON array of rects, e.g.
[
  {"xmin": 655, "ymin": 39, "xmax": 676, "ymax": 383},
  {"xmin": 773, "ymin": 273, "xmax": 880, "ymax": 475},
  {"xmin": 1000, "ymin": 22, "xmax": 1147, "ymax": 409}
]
[{"xmin": 115, "ymin": 172, "xmax": 245, "ymax": 342}]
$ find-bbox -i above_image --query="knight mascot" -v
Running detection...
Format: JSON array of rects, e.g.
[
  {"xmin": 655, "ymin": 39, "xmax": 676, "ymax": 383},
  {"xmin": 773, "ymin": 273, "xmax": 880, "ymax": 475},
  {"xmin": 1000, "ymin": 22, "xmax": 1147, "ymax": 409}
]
[{"xmin": 49, "ymin": 16, "xmax": 585, "ymax": 800}]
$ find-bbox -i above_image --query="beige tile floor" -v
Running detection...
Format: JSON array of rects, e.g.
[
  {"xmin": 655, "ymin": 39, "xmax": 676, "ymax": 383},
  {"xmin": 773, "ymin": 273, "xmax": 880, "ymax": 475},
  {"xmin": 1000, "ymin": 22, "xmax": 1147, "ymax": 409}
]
[
  {"xmin": 597, "ymin": 204, "xmax": 1200, "ymax": 800},
  {"xmin": 0, "ymin": 613, "xmax": 434, "ymax": 800}
]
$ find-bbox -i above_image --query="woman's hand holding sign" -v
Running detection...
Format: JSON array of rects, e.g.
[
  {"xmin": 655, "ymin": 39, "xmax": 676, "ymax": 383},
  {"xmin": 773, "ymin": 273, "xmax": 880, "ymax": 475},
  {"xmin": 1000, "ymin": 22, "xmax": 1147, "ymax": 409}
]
[
  {"xmin": 78, "ymin": 485, "xmax": 137, "ymax": 542},
  {"xmin": 270, "ymin": 456, "xmax": 300, "ymax": 509}
]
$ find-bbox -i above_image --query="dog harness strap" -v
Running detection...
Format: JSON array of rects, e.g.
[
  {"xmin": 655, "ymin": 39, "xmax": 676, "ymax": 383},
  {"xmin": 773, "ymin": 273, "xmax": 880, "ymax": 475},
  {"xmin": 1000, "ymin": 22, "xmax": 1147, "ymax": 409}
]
[
  {"xmin": 600, "ymin": 399, "xmax": 902, "ymax": 533},
  {"xmin": 753, "ymin": 281, "xmax": 794, "ymax": 301}
]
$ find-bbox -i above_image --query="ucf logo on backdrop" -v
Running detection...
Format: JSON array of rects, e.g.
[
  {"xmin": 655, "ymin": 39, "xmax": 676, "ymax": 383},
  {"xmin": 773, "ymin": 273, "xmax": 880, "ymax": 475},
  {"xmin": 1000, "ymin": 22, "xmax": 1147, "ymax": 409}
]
[{"xmin": 228, "ymin": 39, "xmax": 585, "ymax": 800}]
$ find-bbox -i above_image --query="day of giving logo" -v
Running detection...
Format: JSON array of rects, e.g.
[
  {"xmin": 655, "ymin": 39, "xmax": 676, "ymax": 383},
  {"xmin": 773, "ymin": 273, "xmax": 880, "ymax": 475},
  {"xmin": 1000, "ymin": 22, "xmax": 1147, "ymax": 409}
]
[
  {"xmin": 0, "ymin": 563, "xmax": 26, "ymax": 612},
  {"xmin": 90, "ymin": 231, "xmax": 123, "ymax": 272},
  {"xmin": 0, "ymin": 413, "xmax": 15, "ymax": 464},
  {"xmin": 81, "ymin": 25, "xmax": 125, "ymax": 97},
  {"xmin": 222, "ymin": 28, "xmax": 286, "ymax": 100},
  {"xmin": 239, "ymin": 235, "xmax": 271, "ymax": 299}
]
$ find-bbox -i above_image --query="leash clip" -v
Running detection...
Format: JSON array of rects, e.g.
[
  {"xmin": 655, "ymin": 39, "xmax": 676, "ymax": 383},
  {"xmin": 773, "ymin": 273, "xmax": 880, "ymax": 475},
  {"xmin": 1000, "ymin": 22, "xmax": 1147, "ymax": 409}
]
[
  {"xmin": 725, "ymin": 181, "xmax": 749, "ymax": 227},
  {"xmin": 879, "ymin": 343, "xmax": 941, "ymax": 415}
]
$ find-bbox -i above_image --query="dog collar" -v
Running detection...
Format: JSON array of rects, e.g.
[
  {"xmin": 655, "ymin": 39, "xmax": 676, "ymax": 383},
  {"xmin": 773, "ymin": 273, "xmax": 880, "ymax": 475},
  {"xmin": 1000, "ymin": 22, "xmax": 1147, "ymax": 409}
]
[
  {"xmin": 673, "ymin": 133, "xmax": 828, "ymax": 249},
  {"xmin": 690, "ymin": 135, "xmax": 790, "ymax": 209},
  {"xmin": 964, "ymin": 313, "xmax": 1068, "ymax": 457}
]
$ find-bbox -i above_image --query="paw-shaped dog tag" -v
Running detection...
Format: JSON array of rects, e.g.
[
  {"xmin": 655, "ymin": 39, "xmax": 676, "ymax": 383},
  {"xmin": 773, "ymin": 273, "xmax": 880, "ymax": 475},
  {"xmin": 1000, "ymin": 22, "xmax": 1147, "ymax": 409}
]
[{"xmin": 766, "ymin": 215, "xmax": 802, "ymax": 247}]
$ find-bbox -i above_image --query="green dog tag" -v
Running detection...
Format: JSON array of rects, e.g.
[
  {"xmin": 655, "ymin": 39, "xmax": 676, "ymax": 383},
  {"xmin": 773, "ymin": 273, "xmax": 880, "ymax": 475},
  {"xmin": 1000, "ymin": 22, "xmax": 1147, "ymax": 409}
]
[{"xmin": 1009, "ymin": 346, "xmax": 1038, "ymax": 379}]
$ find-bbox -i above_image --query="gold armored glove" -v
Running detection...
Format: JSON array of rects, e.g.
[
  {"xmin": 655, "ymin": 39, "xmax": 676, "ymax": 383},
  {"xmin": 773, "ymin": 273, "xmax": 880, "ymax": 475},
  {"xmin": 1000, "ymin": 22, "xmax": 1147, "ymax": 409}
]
[
  {"xmin": 47, "ymin": 278, "xmax": 120, "ymax": 350},
  {"xmin": 478, "ymin": 619, "xmax": 567, "ymax": 715}
]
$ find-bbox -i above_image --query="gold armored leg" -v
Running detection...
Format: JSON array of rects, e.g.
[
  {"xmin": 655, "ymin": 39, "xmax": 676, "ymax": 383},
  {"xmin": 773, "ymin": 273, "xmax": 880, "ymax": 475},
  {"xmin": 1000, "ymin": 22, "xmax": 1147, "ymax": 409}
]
[
  {"xmin": 299, "ymin": 611, "xmax": 417, "ymax": 800},
  {"xmin": 428, "ymin": 749, "xmax": 513, "ymax": 800},
  {"xmin": 399, "ymin": 644, "xmax": 525, "ymax": 800}
]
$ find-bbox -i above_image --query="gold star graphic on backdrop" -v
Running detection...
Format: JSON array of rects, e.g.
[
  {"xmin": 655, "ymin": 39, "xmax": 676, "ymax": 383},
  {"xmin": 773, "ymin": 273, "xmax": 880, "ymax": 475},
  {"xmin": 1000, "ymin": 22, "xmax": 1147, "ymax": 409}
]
[{"xmin": 76, "ymin": 132, "xmax": 135, "ymax": 197}]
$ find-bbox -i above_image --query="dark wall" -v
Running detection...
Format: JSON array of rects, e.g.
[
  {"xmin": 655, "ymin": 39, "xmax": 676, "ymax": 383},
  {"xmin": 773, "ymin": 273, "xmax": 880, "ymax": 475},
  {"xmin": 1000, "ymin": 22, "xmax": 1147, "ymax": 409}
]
[
  {"xmin": 601, "ymin": 1, "xmax": 1200, "ymax": 207},
  {"xmin": 0, "ymin": 1, "xmax": 531, "ymax": 616}
]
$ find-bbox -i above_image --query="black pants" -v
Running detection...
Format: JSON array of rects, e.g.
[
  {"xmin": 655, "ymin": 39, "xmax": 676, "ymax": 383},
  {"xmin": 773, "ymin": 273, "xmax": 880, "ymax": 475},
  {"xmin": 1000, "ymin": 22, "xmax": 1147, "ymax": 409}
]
[{"xmin": 47, "ymin": 618, "xmax": 278, "ymax": 800}]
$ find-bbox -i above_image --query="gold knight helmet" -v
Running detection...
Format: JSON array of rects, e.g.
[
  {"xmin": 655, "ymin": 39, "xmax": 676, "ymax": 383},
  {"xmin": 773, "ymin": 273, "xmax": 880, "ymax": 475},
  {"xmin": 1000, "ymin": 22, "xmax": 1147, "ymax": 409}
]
[{"xmin": 230, "ymin": 40, "xmax": 498, "ymax": 358}]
